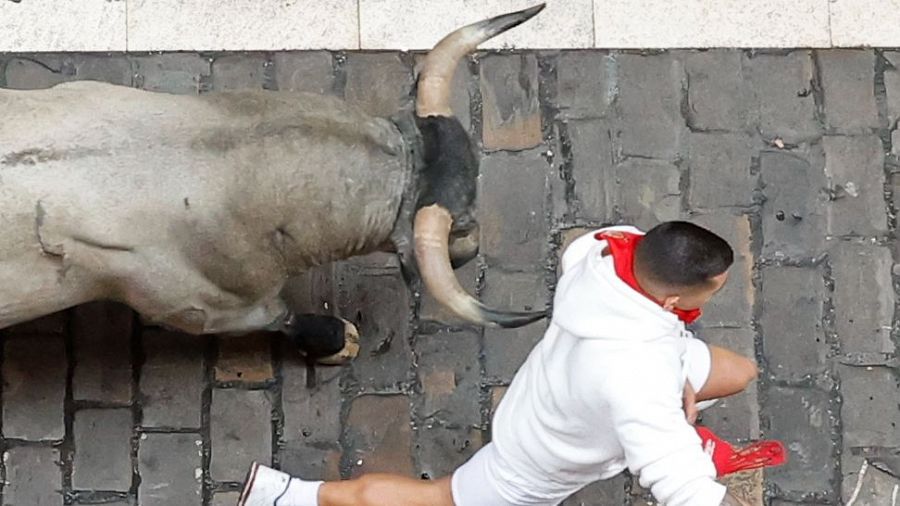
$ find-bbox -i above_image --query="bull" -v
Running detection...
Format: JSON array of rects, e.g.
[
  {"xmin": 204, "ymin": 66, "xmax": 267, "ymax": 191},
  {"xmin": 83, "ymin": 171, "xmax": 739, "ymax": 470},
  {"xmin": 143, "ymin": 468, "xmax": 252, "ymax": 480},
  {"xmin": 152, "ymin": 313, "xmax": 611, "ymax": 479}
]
[{"xmin": 0, "ymin": 4, "xmax": 548, "ymax": 364}]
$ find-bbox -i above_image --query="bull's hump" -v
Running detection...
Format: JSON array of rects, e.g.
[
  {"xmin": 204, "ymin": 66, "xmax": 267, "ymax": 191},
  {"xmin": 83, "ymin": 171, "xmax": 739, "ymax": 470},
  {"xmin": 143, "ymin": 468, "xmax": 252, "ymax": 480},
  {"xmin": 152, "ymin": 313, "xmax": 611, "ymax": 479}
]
[
  {"xmin": 2, "ymin": 82, "xmax": 219, "ymax": 154},
  {"xmin": 197, "ymin": 91, "xmax": 403, "ymax": 156},
  {"xmin": 3, "ymin": 83, "xmax": 403, "ymax": 160}
]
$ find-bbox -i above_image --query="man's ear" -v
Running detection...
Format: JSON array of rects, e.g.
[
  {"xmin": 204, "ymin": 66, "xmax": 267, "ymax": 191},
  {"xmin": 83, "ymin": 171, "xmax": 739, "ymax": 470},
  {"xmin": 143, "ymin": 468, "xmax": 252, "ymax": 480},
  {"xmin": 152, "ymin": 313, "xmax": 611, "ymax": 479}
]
[{"xmin": 662, "ymin": 295, "xmax": 680, "ymax": 311}]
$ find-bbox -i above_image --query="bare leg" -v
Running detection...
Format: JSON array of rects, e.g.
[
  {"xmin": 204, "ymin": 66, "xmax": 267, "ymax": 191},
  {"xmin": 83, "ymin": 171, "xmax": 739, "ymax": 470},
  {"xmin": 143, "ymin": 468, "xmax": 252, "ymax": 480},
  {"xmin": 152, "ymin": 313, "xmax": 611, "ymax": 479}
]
[
  {"xmin": 319, "ymin": 475, "xmax": 454, "ymax": 506},
  {"xmin": 238, "ymin": 463, "xmax": 455, "ymax": 506}
]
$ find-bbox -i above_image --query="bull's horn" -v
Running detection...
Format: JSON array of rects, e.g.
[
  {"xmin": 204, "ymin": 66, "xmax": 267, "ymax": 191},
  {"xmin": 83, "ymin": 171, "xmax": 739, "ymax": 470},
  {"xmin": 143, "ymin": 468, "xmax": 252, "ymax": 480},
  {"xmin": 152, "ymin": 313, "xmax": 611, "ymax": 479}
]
[
  {"xmin": 414, "ymin": 204, "xmax": 547, "ymax": 328},
  {"xmin": 416, "ymin": 3, "xmax": 546, "ymax": 118}
]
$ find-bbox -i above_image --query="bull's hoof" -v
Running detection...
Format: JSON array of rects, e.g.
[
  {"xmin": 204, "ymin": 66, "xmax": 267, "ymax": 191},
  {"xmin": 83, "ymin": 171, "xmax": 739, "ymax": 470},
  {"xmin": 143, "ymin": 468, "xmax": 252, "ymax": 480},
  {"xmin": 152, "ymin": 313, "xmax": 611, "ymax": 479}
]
[
  {"xmin": 315, "ymin": 318, "xmax": 359, "ymax": 365},
  {"xmin": 286, "ymin": 314, "xmax": 360, "ymax": 365}
]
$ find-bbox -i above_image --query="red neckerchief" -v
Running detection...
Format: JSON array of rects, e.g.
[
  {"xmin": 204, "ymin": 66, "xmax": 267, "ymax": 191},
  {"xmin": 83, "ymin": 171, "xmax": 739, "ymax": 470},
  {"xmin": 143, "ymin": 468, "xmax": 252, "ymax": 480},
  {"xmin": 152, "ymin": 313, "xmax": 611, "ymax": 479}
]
[{"xmin": 594, "ymin": 231, "xmax": 701, "ymax": 324}]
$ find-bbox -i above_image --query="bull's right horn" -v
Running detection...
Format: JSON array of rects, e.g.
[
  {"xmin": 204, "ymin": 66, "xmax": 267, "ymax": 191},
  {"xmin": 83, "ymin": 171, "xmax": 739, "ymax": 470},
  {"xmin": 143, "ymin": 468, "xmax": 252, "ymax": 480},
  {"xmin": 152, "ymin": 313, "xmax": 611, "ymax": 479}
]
[
  {"xmin": 414, "ymin": 204, "xmax": 547, "ymax": 328},
  {"xmin": 416, "ymin": 3, "xmax": 546, "ymax": 118}
]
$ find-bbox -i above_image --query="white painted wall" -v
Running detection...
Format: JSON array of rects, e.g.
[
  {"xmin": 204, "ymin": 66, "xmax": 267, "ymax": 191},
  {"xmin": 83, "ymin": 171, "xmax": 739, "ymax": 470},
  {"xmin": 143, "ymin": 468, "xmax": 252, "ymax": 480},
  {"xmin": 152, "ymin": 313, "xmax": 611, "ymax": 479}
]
[{"xmin": 0, "ymin": 0, "xmax": 896, "ymax": 52}]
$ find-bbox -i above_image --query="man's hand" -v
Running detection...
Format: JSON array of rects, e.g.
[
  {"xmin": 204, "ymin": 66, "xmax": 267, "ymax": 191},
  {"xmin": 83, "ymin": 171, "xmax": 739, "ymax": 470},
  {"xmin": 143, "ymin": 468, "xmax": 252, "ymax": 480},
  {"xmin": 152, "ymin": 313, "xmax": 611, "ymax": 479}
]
[
  {"xmin": 720, "ymin": 491, "xmax": 751, "ymax": 506},
  {"xmin": 683, "ymin": 382, "xmax": 698, "ymax": 425}
]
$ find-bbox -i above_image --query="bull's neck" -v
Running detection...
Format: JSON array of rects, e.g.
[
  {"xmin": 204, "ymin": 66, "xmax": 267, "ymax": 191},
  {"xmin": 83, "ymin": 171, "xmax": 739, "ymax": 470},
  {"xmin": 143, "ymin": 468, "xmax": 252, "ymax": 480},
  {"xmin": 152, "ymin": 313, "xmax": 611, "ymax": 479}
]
[
  {"xmin": 278, "ymin": 112, "xmax": 423, "ymax": 276},
  {"xmin": 275, "ymin": 202, "xmax": 400, "ymax": 276}
]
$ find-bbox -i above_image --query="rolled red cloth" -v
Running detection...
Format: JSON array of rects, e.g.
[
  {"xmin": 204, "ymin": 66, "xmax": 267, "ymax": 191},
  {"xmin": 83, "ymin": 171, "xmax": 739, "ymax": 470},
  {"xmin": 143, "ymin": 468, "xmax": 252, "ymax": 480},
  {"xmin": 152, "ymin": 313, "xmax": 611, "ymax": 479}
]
[{"xmin": 696, "ymin": 425, "xmax": 787, "ymax": 477}]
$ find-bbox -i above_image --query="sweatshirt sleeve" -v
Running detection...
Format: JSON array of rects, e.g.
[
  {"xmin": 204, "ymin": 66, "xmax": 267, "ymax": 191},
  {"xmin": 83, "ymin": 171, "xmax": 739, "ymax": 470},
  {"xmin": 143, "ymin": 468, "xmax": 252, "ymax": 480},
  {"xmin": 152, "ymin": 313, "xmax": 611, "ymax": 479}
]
[{"xmin": 590, "ymin": 354, "xmax": 727, "ymax": 506}]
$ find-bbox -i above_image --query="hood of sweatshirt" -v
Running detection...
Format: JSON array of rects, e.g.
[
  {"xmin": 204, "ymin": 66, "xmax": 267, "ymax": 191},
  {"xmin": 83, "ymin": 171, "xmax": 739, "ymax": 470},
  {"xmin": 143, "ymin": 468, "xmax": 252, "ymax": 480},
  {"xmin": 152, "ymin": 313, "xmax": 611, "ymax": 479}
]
[{"xmin": 551, "ymin": 226, "xmax": 687, "ymax": 342}]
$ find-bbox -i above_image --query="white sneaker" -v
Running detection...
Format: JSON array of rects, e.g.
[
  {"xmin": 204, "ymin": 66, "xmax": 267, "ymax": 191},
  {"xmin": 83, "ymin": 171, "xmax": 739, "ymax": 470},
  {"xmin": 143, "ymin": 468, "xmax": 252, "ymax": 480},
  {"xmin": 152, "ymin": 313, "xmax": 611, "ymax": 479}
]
[{"xmin": 238, "ymin": 462, "xmax": 292, "ymax": 506}]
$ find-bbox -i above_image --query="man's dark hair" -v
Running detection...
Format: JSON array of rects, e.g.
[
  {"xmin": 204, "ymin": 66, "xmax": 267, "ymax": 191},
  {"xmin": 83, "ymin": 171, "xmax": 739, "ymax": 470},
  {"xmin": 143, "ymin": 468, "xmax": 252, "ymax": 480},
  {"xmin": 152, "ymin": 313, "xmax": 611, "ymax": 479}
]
[{"xmin": 635, "ymin": 221, "xmax": 734, "ymax": 289}]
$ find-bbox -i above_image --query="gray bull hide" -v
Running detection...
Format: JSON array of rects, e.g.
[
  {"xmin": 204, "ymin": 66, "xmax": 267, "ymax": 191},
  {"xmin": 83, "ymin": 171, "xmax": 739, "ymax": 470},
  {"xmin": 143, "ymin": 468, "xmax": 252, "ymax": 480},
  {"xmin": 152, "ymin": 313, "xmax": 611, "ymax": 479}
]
[{"xmin": 0, "ymin": 4, "xmax": 548, "ymax": 361}]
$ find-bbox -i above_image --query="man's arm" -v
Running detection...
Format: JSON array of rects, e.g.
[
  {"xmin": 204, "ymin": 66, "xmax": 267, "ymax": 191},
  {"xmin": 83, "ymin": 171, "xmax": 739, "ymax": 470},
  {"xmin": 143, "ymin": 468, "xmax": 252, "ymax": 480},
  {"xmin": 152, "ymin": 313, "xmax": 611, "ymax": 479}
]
[{"xmin": 590, "ymin": 355, "xmax": 726, "ymax": 506}]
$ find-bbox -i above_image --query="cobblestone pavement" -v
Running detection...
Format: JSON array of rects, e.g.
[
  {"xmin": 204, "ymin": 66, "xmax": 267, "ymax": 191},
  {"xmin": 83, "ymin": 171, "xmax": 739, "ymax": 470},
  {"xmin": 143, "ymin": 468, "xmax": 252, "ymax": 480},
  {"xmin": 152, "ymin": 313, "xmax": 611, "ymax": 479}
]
[{"xmin": 1, "ymin": 49, "xmax": 900, "ymax": 505}]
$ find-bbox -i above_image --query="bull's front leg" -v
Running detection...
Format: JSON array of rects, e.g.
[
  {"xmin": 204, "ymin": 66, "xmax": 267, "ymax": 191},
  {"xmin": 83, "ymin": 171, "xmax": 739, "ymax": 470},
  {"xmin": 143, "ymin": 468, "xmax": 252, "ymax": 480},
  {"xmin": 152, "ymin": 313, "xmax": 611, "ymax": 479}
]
[
  {"xmin": 154, "ymin": 293, "xmax": 359, "ymax": 371},
  {"xmin": 201, "ymin": 300, "xmax": 360, "ymax": 388},
  {"xmin": 268, "ymin": 311, "xmax": 360, "ymax": 388},
  {"xmin": 203, "ymin": 297, "xmax": 360, "ymax": 366}
]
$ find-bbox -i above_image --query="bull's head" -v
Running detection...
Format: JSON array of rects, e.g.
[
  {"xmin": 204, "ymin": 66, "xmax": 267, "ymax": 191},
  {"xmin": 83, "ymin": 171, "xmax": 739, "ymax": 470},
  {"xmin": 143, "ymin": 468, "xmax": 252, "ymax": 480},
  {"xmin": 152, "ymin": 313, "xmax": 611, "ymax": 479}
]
[{"xmin": 400, "ymin": 4, "xmax": 548, "ymax": 328}]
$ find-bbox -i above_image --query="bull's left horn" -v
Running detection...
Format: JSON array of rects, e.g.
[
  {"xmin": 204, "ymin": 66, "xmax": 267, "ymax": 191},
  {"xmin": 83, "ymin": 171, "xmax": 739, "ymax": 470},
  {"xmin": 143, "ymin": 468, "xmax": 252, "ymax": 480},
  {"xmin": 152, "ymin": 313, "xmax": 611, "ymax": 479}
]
[
  {"xmin": 414, "ymin": 204, "xmax": 547, "ymax": 328},
  {"xmin": 416, "ymin": 3, "xmax": 546, "ymax": 118}
]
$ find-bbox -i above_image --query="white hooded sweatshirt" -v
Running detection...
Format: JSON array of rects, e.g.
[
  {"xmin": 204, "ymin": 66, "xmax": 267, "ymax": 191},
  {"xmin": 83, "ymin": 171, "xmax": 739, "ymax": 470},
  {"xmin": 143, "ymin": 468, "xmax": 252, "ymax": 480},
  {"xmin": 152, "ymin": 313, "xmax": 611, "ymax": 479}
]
[{"xmin": 490, "ymin": 226, "xmax": 726, "ymax": 505}]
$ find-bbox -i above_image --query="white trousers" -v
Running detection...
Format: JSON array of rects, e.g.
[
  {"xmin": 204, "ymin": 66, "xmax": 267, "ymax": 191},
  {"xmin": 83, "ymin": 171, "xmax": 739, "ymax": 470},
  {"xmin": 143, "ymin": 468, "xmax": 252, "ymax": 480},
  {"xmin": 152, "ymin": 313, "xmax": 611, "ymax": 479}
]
[{"xmin": 451, "ymin": 338, "xmax": 714, "ymax": 506}]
